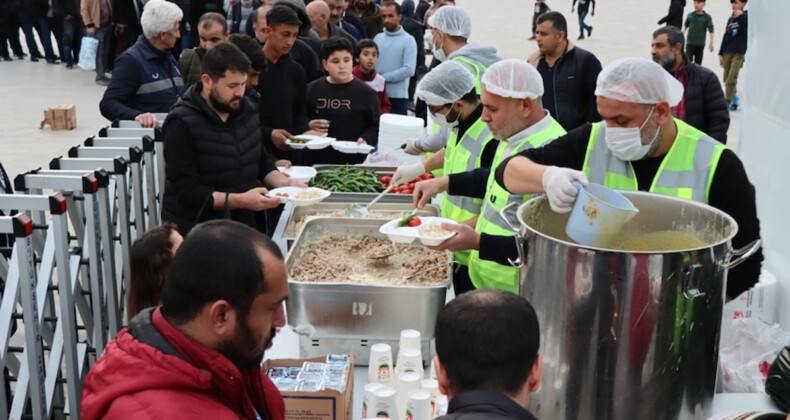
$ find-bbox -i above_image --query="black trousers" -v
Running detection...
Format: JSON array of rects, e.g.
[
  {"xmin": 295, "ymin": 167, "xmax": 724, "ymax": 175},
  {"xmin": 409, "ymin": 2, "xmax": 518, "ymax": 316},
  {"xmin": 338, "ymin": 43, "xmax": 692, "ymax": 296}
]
[{"xmin": 686, "ymin": 44, "xmax": 705, "ymax": 65}]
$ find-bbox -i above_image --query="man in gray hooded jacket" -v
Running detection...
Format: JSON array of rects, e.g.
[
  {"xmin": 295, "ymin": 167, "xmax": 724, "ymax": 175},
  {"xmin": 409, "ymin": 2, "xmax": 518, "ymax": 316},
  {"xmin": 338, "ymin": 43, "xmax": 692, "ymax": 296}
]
[{"xmin": 405, "ymin": 5, "xmax": 501, "ymax": 155}]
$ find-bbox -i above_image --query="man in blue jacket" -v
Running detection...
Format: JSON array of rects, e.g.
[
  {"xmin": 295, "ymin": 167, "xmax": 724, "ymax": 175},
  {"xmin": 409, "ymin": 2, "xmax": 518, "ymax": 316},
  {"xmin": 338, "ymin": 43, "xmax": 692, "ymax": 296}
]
[
  {"xmin": 99, "ymin": 0, "xmax": 185, "ymax": 127},
  {"xmin": 373, "ymin": 1, "xmax": 416, "ymax": 115}
]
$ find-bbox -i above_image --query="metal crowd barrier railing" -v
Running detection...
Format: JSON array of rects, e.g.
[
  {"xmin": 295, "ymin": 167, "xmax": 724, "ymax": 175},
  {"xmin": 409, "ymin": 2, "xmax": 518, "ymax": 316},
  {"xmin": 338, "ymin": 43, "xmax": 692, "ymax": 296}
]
[{"xmin": 0, "ymin": 120, "xmax": 166, "ymax": 419}]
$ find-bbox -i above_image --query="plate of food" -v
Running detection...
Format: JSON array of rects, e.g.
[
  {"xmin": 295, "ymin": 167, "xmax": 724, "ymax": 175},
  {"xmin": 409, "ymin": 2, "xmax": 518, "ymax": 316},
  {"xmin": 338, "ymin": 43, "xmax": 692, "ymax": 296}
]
[
  {"xmin": 267, "ymin": 187, "xmax": 331, "ymax": 207},
  {"xmin": 277, "ymin": 166, "xmax": 317, "ymax": 183},
  {"xmin": 286, "ymin": 135, "xmax": 336, "ymax": 150},
  {"xmin": 331, "ymin": 141, "xmax": 375, "ymax": 154},
  {"xmin": 379, "ymin": 215, "xmax": 457, "ymax": 246}
]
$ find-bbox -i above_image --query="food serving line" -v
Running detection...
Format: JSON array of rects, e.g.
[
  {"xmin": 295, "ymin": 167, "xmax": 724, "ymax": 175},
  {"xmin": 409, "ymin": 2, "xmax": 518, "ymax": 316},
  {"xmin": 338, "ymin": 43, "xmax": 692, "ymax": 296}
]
[{"xmin": 265, "ymin": 149, "xmax": 775, "ymax": 419}]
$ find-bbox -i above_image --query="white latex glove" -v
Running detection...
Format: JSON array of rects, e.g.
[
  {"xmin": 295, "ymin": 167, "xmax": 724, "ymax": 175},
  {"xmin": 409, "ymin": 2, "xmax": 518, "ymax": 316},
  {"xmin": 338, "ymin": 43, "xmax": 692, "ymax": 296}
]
[
  {"xmin": 542, "ymin": 166, "xmax": 589, "ymax": 213},
  {"xmin": 404, "ymin": 138, "xmax": 423, "ymax": 155},
  {"xmin": 392, "ymin": 162, "xmax": 425, "ymax": 186}
]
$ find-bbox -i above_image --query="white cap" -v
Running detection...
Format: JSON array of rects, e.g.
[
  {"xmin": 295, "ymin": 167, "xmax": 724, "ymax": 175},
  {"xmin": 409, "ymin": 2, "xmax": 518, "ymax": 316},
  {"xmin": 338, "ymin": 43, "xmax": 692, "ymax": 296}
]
[
  {"xmin": 416, "ymin": 61, "xmax": 476, "ymax": 106},
  {"xmin": 427, "ymin": 6, "xmax": 472, "ymax": 38},
  {"xmin": 481, "ymin": 58, "xmax": 544, "ymax": 100},
  {"xmin": 594, "ymin": 57, "xmax": 684, "ymax": 106}
]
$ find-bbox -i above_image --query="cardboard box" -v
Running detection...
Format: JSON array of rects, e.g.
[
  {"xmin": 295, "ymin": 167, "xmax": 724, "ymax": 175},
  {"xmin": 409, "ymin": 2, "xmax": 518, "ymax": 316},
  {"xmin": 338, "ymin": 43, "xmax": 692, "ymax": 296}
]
[
  {"xmin": 40, "ymin": 104, "xmax": 77, "ymax": 130},
  {"xmin": 263, "ymin": 353, "xmax": 354, "ymax": 420}
]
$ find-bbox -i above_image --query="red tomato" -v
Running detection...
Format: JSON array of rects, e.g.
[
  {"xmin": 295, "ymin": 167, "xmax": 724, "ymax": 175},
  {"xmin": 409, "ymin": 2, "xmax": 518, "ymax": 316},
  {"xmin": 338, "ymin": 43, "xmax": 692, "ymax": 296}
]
[
  {"xmin": 407, "ymin": 217, "xmax": 422, "ymax": 227},
  {"xmin": 381, "ymin": 176, "xmax": 392, "ymax": 185}
]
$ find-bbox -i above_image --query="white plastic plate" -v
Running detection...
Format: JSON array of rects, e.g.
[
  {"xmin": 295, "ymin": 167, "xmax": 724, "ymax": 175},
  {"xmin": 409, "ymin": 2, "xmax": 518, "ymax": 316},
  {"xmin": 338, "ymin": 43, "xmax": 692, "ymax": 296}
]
[
  {"xmin": 332, "ymin": 141, "xmax": 375, "ymax": 154},
  {"xmin": 286, "ymin": 135, "xmax": 335, "ymax": 150},
  {"xmin": 266, "ymin": 187, "xmax": 331, "ymax": 207},
  {"xmin": 379, "ymin": 216, "xmax": 458, "ymax": 246},
  {"xmin": 277, "ymin": 166, "xmax": 317, "ymax": 183}
]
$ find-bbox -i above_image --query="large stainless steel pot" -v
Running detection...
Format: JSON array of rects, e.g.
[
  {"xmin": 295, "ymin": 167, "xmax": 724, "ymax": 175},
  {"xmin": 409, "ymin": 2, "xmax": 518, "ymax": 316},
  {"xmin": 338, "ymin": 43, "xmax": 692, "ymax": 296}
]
[{"xmin": 502, "ymin": 192, "xmax": 760, "ymax": 420}]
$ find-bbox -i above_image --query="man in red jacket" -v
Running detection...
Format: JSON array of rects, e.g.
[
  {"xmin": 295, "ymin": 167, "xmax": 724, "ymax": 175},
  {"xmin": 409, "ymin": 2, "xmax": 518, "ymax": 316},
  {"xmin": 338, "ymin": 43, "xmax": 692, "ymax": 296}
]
[{"xmin": 81, "ymin": 220, "xmax": 288, "ymax": 420}]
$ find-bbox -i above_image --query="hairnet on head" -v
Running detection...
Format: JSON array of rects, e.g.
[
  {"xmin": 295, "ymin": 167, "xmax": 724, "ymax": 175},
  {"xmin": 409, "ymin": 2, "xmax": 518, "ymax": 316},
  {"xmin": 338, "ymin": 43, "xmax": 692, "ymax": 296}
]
[
  {"xmin": 427, "ymin": 6, "xmax": 472, "ymax": 38},
  {"xmin": 481, "ymin": 59, "xmax": 544, "ymax": 99},
  {"xmin": 595, "ymin": 57, "xmax": 684, "ymax": 106},
  {"xmin": 416, "ymin": 61, "xmax": 476, "ymax": 105}
]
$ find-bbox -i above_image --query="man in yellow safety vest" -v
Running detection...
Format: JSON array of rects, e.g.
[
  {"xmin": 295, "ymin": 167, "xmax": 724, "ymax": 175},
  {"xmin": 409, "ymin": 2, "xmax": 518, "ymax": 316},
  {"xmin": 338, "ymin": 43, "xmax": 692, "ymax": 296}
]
[
  {"xmin": 412, "ymin": 59, "xmax": 566, "ymax": 294},
  {"xmin": 393, "ymin": 60, "xmax": 497, "ymax": 294},
  {"xmin": 496, "ymin": 57, "xmax": 762, "ymax": 300}
]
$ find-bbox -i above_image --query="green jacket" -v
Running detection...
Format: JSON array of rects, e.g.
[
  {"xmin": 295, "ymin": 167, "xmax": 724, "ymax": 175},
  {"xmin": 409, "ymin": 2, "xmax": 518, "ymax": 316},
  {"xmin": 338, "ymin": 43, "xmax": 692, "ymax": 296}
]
[{"xmin": 179, "ymin": 47, "xmax": 206, "ymax": 89}]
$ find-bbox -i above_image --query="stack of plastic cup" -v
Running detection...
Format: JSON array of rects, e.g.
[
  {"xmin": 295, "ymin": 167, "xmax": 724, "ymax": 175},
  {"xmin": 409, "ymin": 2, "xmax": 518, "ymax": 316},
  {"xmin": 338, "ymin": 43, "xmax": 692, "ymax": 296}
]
[
  {"xmin": 396, "ymin": 348, "xmax": 424, "ymax": 378},
  {"xmin": 397, "ymin": 372, "xmax": 422, "ymax": 416},
  {"xmin": 420, "ymin": 379, "xmax": 441, "ymax": 417},
  {"xmin": 362, "ymin": 382, "xmax": 385, "ymax": 419},
  {"xmin": 406, "ymin": 390, "xmax": 433, "ymax": 420},
  {"xmin": 372, "ymin": 386, "xmax": 399, "ymax": 420},
  {"xmin": 368, "ymin": 343, "xmax": 394, "ymax": 386}
]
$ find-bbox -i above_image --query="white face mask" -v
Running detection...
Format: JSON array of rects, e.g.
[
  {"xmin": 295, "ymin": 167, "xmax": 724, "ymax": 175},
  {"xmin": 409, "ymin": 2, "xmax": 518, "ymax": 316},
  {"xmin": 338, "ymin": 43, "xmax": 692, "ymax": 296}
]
[
  {"xmin": 605, "ymin": 107, "xmax": 661, "ymax": 161},
  {"xmin": 432, "ymin": 34, "xmax": 447, "ymax": 62},
  {"xmin": 431, "ymin": 106, "xmax": 460, "ymax": 128}
]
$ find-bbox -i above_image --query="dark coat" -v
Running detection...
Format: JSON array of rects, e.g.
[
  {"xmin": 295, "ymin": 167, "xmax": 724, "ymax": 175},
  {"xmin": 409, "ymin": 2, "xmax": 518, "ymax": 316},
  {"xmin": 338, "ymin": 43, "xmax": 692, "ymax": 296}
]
[
  {"xmin": 161, "ymin": 83, "xmax": 265, "ymax": 234},
  {"xmin": 436, "ymin": 391, "xmax": 538, "ymax": 420},
  {"xmin": 682, "ymin": 60, "xmax": 730, "ymax": 143},
  {"xmin": 658, "ymin": 0, "xmax": 686, "ymax": 29}
]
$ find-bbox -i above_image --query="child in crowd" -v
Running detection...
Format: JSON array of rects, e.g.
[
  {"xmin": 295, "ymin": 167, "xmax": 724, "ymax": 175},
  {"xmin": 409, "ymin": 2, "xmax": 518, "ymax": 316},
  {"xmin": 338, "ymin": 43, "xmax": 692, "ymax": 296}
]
[
  {"xmin": 352, "ymin": 38, "xmax": 392, "ymax": 114},
  {"xmin": 719, "ymin": 0, "xmax": 747, "ymax": 110},
  {"xmin": 684, "ymin": 0, "xmax": 715, "ymax": 65},
  {"xmin": 126, "ymin": 224, "xmax": 182, "ymax": 322},
  {"xmin": 305, "ymin": 36, "xmax": 381, "ymax": 165}
]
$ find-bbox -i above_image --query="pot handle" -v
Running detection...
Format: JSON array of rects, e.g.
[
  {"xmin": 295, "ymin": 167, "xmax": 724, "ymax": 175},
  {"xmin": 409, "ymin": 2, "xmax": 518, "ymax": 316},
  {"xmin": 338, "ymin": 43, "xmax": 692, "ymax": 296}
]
[
  {"xmin": 721, "ymin": 239, "xmax": 762, "ymax": 270},
  {"xmin": 498, "ymin": 202, "xmax": 527, "ymax": 268}
]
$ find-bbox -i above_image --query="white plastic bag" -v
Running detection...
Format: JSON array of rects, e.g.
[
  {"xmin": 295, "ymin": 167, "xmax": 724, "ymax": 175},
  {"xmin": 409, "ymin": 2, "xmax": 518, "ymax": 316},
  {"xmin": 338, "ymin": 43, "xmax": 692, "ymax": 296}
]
[
  {"xmin": 719, "ymin": 317, "xmax": 790, "ymax": 393},
  {"xmin": 78, "ymin": 36, "xmax": 99, "ymax": 70}
]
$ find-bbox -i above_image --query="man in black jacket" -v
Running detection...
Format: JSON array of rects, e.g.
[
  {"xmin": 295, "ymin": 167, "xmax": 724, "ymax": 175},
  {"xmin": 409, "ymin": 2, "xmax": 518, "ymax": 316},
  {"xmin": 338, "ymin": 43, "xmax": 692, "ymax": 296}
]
[
  {"xmin": 658, "ymin": 0, "xmax": 686, "ymax": 29},
  {"xmin": 651, "ymin": 26, "xmax": 729, "ymax": 143},
  {"xmin": 528, "ymin": 12, "xmax": 602, "ymax": 131},
  {"xmin": 434, "ymin": 289, "xmax": 542, "ymax": 420},
  {"xmin": 161, "ymin": 43, "xmax": 303, "ymax": 234},
  {"xmin": 112, "ymin": 0, "xmax": 144, "ymax": 53}
]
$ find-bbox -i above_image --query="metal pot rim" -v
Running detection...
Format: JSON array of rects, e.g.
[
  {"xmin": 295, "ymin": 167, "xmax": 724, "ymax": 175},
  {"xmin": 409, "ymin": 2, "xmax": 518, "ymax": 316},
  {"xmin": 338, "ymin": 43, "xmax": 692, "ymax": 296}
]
[{"xmin": 516, "ymin": 191, "xmax": 740, "ymax": 254}]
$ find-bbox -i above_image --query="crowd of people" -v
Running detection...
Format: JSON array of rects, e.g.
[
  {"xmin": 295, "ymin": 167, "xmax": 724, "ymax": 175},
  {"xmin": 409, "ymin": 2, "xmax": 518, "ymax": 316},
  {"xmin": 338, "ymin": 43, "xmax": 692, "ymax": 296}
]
[{"xmin": 0, "ymin": 0, "xmax": 765, "ymax": 418}]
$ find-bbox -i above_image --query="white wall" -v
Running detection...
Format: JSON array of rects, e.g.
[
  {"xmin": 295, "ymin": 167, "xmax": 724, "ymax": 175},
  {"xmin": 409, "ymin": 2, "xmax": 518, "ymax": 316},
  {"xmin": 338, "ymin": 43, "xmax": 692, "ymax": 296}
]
[{"xmin": 738, "ymin": 1, "xmax": 790, "ymax": 329}]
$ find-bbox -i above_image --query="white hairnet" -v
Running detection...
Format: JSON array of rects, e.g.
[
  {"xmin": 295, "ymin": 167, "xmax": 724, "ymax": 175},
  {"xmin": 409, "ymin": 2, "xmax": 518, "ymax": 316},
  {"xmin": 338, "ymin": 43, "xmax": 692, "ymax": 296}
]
[
  {"xmin": 595, "ymin": 57, "xmax": 684, "ymax": 106},
  {"xmin": 427, "ymin": 6, "xmax": 472, "ymax": 38},
  {"xmin": 416, "ymin": 61, "xmax": 476, "ymax": 105},
  {"xmin": 481, "ymin": 59, "xmax": 544, "ymax": 99}
]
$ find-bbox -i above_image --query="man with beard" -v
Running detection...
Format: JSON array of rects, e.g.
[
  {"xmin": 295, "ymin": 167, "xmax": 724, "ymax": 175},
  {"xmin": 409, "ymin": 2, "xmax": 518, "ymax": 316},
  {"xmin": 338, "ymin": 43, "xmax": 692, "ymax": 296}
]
[
  {"xmin": 179, "ymin": 12, "xmax": 229, "ymax": 88},
  {"xmin": 324, "ymin": 0, "xmax": 365, "ymax": 39},
  {"xmin": 349, "ymin": 0, "xmax": 382, "ymax": 38},
  {"xmin": 651, "ymin": 26, "xmax": 729, "ymax": 143},
  {"xmin": 159, "ymin": 43, "xmax": 304, "ymax": 235},
  {"xmin": 373, "ymin": 1, "xmax": 416, "ymax": 115},
  {"xmin": 81, "ymin": 220, "xmax": 288, "ymax": 419}
]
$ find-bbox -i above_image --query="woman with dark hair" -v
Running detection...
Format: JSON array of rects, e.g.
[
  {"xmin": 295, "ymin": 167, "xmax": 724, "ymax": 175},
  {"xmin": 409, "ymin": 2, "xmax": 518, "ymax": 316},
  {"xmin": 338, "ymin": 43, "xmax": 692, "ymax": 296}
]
[{"xmin": 126, "ymin": 223, "xmax": 183, "ymax": 322}]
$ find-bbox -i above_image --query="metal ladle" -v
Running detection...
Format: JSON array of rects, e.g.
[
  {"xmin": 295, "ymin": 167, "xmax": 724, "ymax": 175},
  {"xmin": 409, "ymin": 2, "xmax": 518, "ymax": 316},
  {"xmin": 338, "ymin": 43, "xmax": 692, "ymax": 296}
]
[{"xmin": 348, "ymin": 183, "xmax": 396, "ymax": 218}]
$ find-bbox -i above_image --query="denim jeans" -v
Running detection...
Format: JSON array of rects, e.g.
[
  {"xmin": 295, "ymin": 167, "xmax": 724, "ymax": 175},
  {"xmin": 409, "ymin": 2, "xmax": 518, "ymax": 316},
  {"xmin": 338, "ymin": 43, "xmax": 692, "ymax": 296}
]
[
  {"xmin": 94, "ymin": 26, "xmax": 112, "ymax": 79},
  {"xmin": 578, "ymin": 8, "xmax": 591, "ymax": 36},
  {"xmin": 389, "ymin": 97, "xmax": 410, "ymax": 115},
  {"xmin": 62, "ymin": 18, "xmax": 82, "ymax": 66}
]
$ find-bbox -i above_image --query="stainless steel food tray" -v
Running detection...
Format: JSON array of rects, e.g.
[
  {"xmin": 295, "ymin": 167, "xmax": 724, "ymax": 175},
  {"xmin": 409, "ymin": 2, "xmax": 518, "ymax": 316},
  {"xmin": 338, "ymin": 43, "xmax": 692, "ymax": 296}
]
[
  {"xmin": 272, "ymin": 202, "xmax": 440, "ymax": 253},
  {"xmin": 285, "ymin": 217, "xmax": 450, "ymax": 364},
  {"xmin": 312, "ymin": 165, "xmax": 414, "ymax": 204}
]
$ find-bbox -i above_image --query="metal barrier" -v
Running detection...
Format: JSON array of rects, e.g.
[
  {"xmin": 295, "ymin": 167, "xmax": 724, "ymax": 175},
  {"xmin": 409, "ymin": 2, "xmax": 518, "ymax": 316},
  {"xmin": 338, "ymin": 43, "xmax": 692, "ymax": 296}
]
[
  {"xmin": 84, "ymin": 136, "xmax": 159, "ymax": 227},
  {"xmin": 15, "ymin": 170, "xmax": 115, "ymax": 354},
  {"xmin": 0, "ymin": 195, "xmax": 84, "ymax": 419},
  {"xmin": 98, "ymin": 127, "xmax": 164, "ymax": 216}
]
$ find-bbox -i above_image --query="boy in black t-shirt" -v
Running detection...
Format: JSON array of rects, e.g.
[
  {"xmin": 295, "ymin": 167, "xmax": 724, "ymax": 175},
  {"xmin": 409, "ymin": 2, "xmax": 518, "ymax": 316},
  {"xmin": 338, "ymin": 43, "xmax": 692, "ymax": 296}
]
[{"xmin": 304, "ymin": 37, "xmax": 381, "ymax": 165}]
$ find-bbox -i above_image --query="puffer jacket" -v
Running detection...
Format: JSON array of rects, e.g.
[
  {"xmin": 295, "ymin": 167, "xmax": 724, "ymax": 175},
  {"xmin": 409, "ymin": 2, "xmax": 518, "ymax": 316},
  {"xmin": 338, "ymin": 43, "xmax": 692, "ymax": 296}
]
[
  {"xmin": 682, "ymin": 60, "xmax": 730, "ymax": 144},
  {"xmin": 81, "ymin": 307, "xmax": 286, "ymax": 420}
]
